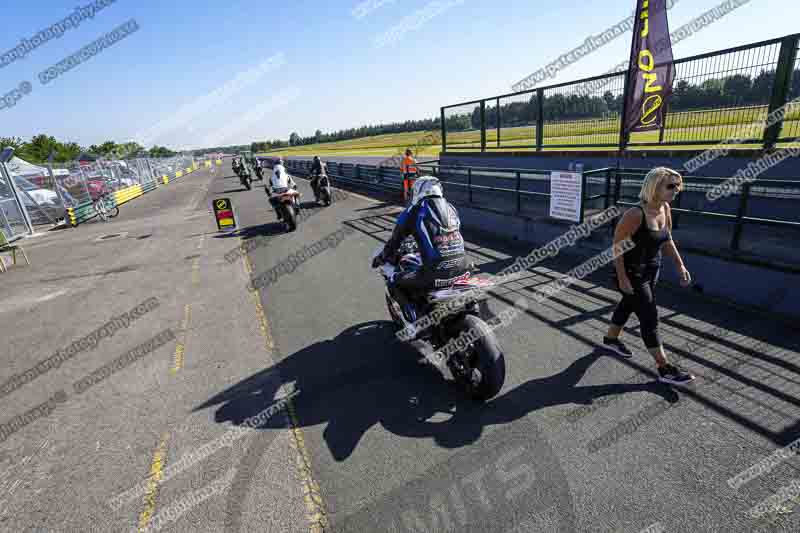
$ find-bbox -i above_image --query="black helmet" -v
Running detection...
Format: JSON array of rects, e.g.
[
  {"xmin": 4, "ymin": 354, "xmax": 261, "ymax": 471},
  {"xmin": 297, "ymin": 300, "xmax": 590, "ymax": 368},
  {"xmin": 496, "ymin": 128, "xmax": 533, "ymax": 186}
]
[{"xmin": 313, "ymin": 155, "xmax": 320, "ymax": 162}]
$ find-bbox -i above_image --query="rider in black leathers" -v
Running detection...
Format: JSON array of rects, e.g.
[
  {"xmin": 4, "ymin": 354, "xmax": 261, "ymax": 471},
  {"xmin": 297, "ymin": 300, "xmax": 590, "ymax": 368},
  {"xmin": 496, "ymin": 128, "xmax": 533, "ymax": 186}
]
[
  {"xmin": 309, "ymin": 155, "xmax": 326, "ymax": 199},
  {"xmin": 372, "ymin": 176, "xmax": 468, "ymax": 322}
]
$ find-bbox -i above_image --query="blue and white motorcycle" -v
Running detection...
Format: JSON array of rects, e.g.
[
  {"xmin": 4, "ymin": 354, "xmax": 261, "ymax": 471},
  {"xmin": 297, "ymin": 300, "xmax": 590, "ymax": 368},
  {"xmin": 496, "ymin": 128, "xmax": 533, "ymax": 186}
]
[{"xmin": 372, "ymin": 238, "xmax": 506, "ymax": 401}]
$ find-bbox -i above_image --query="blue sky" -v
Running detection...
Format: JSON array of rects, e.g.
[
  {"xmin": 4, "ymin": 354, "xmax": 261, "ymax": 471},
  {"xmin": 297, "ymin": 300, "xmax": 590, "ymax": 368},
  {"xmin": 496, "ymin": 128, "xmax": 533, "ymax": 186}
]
[{"xmin": 0, "ymin": 0, "xmax": 797, "ymax": 150}]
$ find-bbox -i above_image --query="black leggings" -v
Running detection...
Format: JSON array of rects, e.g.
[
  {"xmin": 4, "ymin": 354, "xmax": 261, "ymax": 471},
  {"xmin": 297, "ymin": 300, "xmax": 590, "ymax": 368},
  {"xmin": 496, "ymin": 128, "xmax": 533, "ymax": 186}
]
[{"xmin": 611, "ymin": 266, "xmax": 661, "ymax": 348}]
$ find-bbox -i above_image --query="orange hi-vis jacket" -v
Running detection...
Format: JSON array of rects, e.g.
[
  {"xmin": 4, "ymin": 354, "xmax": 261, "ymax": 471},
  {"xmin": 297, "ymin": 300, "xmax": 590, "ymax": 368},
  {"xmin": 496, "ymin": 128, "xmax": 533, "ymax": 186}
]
[{"xmin": 401, "ymin": 156, "xmax": 417, "ymax": 175}]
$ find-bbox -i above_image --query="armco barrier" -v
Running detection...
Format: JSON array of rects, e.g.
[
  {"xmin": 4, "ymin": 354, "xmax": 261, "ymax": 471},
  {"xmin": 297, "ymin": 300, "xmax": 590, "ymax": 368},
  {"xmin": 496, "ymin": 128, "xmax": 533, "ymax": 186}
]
[
  {"xmin": 64, "ymin": 158, "xmax": 209, "ymax": 227},
  {"xmin": 114, "ymin": 184, "xmax": 144, "ymax": 207},
  {"xmin": 67, "ymin": 201, "xmax": 96, "ymax": 226}
]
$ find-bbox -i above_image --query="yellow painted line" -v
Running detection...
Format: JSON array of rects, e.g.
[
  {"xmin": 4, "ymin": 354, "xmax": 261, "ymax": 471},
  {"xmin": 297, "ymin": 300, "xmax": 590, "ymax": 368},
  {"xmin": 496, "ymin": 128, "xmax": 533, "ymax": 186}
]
[
  {"xmin": 191, "ymin": 257, "xmax": 200, "ymax": 286},
  {"xmin": 171, "ymin": 305, "xmax": 191, "ymax": 373},
  {"xmin": 137, "ymin": 433, "xmax": 169, "ymax": 532},
  {"xmin": 287, "ymin": 401, "xmax": 329, "ymax": 532},
  {"xmin": 196, "ymin": 234, "xmax": 206, "ymax": 250},
  {"xmin": 240, "ymin": 246, "xmax": 327, "ymax": 530}
]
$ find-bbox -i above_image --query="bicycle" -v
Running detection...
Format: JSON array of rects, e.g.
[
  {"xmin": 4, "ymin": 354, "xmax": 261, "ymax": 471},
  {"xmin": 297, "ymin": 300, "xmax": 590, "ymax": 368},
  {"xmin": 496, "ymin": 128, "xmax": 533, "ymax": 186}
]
[{"xmin": 93, "ymin": 192, "xmax": 119, "ymax": 222}]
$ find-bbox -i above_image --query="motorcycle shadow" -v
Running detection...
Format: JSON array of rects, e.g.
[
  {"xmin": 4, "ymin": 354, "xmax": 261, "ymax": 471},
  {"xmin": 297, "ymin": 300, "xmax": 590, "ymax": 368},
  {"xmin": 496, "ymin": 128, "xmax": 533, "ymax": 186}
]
[{"xmin": 193, "ymin": 322, "xmax": 679, "ymax": 461}]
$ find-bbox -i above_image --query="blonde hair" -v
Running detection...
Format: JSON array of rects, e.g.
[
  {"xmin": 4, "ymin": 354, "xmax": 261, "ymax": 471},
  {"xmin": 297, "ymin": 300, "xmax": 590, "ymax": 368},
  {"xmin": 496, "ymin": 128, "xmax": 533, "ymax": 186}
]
[{"xmin": 639, "ymin": 166, "xmax": 683, "ymax": 204}]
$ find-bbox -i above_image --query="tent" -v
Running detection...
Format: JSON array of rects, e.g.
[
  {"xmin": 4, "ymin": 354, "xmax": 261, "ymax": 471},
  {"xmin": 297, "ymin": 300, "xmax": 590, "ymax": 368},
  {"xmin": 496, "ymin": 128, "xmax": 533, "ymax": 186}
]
[{"xmin": 5, "ymin": 156, "xmax": 49, "ymax": 178}]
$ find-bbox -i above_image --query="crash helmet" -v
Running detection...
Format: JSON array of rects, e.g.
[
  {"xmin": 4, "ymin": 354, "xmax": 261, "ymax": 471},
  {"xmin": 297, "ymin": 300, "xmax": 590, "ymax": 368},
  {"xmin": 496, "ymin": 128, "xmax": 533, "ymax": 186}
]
[{"xmin": 410, "ymin": 176, "xmax": 443, "ymax": 207}]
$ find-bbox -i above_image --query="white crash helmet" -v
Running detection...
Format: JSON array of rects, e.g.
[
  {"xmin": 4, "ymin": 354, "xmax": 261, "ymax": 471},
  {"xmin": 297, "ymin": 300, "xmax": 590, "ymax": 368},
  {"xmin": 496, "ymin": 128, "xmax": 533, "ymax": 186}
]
[{"xmin": 410, "ymin": 176, "xmax": 443, "ymax": 207}]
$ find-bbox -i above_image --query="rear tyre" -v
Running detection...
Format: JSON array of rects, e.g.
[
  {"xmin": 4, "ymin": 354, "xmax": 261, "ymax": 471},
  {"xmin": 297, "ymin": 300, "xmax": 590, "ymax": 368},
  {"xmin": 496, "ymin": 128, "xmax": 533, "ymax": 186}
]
[
  {"xmin": 322, "ymin": 187, "xmax": 331, "ymax": 206},
  {"xmin": 108, "ymin": 205, "xmax": 120, "ymax": 218},
  {"xmin": 285, "ymin": 204, "xmax": 297, "ymax": 231},
  {"xmin": 452, "ymin": 314, "xmax": 505, "ymax": 401}
]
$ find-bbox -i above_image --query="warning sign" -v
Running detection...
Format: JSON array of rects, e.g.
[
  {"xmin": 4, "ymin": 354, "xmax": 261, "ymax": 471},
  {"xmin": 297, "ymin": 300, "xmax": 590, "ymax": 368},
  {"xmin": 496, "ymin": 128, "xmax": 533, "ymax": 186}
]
[
  {"xmin": 212, "ymin": 198, "xmax": 237, "ymax": 232},
  {"xmin": 549, "ymin": 171, "xmax": 583, "ymax": 223}
]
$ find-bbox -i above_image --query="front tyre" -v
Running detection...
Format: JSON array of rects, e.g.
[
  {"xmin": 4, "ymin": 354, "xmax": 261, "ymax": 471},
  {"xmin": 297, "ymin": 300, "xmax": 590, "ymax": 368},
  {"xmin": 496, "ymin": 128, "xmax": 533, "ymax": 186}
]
[{"xmin": 452, "ymin": 315, "xmax": 505, "ymax": 401}]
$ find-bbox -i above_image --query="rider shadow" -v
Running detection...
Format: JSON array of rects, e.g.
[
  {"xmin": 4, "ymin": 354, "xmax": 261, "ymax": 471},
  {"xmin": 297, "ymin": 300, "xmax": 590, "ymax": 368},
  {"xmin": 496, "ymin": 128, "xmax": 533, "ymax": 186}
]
[{"xmin": 194, "ymin": 322, "xmax": 678, "ymax": 461}]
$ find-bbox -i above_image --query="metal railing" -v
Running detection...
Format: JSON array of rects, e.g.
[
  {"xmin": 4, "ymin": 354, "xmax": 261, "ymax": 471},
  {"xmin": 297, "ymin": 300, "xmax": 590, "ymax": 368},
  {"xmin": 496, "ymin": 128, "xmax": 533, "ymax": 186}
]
[
  {"xmin": 280, "ymin": 157, "xmax": 800, "ymax": 271},
  {"xmin": 442, "ymin": 33, "xmax": 800, "ymax": 152}
]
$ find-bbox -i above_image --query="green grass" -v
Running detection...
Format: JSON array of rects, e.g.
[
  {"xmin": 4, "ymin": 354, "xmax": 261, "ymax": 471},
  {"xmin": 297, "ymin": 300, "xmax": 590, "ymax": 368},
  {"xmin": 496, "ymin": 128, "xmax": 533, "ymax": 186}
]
[{"xmin": 259, "ymin": 104, "xmax": 800, "ymax": 157}]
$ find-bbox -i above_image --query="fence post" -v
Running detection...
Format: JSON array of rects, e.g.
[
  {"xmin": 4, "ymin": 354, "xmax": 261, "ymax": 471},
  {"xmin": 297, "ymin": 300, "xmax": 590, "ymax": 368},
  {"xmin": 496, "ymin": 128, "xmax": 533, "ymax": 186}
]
[
  {"xmin": 496, "ymin": 97, "xmax": 501, "ymax": 149},
  {"xmin": 480, "ymin": 100, "xmax": 486, "ymax": 152},
  {"xmin": 536, "ymin": 89, "xmax": 544, "ymax": 151},
  {"xmin": 579, "ymin": 171, "xmax": 587, "ymax": 224},
  {"xmin": 603, "ymin": 168, "xmax": 611, "ymax": 211},
  {"xmin": 468, "ymin": 168, "xmax": 473, "ymax": 204},
  {"xmin": 731, "ymin": 182, "xmax": 752, "ymax": 251},
  {"xmin": 764, "ymin": 35, "xmax": 799, "ymax": 150},
  {"xmin": 441, "ymin": 107, "xmax": 447, "ymax": 152},
  {"xmin": 356, "ymin": 164, "xmax": 361, "ymax": 181},
  {"xmin": 516, "ymin": 171, "xmax": 521, "ymax": 214}
]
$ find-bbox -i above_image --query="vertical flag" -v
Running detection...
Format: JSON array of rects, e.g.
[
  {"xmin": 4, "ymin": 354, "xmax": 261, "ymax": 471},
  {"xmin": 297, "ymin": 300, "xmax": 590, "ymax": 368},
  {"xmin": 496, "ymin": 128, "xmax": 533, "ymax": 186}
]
[{"xmin": 623, "ymin": 0, "xmax": 675, "ymax": 140}]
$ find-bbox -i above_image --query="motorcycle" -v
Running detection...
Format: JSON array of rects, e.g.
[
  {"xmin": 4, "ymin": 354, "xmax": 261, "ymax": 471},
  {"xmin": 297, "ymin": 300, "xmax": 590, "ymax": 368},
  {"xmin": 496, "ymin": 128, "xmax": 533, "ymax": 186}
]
[
  {"xmin": 372, "ymin": 239, "xmax": 505, "ymax": 401},
  {"xmin": 234, "ymin": 163, "xmax": 252, "ymax": 191},
  {"xmin": 254, "ymin": 160, "xmax": 265, "ymax": 181},
  {"xmin": 270, "ymin": 186, "xmax": 302, "ymax": 231},
  {"xmin": 313, "ymin": 174, "xmax": 333, "ymax": 206}
]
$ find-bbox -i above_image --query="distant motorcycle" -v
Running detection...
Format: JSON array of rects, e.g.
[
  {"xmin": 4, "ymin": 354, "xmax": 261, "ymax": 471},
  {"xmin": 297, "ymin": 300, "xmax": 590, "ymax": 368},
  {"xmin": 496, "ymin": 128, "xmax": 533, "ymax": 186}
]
[
  {"xmin": 237, "ymin": 164, "xmax": 252, "ymax": 190},
  {"xmin": 372, "ymin": 238, "xmax": 505, "ymax": 401},
  {"xmin": 254, "ymin": 161, "xmax": 265, "ymax": 181},
  {"xmin": 313, "ymin": 174, "xmax": 333, "ymax": 206}
]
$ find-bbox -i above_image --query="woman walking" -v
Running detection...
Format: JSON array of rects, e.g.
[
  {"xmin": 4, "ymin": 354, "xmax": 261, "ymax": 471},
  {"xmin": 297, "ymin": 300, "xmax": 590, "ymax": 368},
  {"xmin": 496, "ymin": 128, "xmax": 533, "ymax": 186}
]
[{"xmin": 602, "ymin": 167, "xmax": 695, "ymax": 384}]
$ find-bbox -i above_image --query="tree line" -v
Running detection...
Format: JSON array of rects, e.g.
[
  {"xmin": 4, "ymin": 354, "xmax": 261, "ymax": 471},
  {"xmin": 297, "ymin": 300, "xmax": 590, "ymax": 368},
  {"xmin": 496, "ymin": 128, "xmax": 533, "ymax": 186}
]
[
  {"xmin": 0, "ymin": 135, "xmax": 179, "ymax": 166},
  {"xmin": 449, "ymin": 68, "xmax": 800, "ymax": 130}
]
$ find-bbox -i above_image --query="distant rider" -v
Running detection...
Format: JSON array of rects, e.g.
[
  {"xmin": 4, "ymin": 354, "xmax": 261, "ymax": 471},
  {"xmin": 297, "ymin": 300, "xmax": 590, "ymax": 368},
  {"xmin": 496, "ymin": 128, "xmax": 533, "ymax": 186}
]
[
  {"xmin": 371, "ymin": 176, "xmax": 468, "ymax": 323},
  {"xmin": 266, "ymin": 157, "xmax": 297, "ymax": 221},
  {"xmin": 309, "ymin": 155, "xmax": 327, "ymax": 199}
]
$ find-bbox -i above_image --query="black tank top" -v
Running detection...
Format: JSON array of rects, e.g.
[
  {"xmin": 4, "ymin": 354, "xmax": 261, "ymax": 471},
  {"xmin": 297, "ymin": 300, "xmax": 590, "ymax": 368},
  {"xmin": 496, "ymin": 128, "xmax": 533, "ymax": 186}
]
[{"xmin": 624, "ymin": 205, "xmax": 671, "ymax": 270}]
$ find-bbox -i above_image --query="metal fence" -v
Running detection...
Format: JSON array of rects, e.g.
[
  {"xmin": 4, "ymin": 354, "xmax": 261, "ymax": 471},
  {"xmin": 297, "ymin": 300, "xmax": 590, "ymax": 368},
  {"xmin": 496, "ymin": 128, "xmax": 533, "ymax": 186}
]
[
  {"xmin": 0, "ymin": 154, "xmax": 196, "ymax": 240},
  {"xmin": 281, "ymin": 157, "xmax": 800, "ymax": 272},
  {"xmin": 442, "ymin": 33, "xmax": 800, "ymax": 152}
]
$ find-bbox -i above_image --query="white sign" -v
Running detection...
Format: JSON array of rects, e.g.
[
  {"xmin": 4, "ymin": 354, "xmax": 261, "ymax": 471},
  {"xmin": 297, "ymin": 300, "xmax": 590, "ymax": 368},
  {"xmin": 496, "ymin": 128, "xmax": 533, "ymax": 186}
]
[{"xmin": 549, "ymin": 171, "xmax": 583, "ymax": 223}]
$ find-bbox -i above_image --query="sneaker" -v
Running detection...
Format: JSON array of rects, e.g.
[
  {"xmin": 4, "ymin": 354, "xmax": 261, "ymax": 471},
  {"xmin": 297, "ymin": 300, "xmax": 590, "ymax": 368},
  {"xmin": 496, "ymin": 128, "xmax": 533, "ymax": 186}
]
[
  {"xmin": 602, "ymin": 336, "xmax": 633, "ymax": 358},
  {"xmin": 658, "ymin": 363, "xmax": 696, "ymax": 385}
]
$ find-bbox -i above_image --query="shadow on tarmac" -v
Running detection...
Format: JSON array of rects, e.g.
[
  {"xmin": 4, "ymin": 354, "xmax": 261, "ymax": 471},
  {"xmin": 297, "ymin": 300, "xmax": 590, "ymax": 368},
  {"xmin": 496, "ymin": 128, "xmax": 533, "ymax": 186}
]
[{"xmin": 193, "ymin": 321, "xmax": 677, "ymax": 462}]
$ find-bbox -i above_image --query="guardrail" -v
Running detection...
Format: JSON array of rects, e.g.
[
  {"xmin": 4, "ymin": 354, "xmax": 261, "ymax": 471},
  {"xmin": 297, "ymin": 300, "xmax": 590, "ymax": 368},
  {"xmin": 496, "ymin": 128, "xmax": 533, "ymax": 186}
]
[
  {"xmin": 278, "ymin": 157, "xmax": 800, "ymax": 272},
  {"xmin": 64, "ymin": 158, "xmax": 208, "ymax": 227}
]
